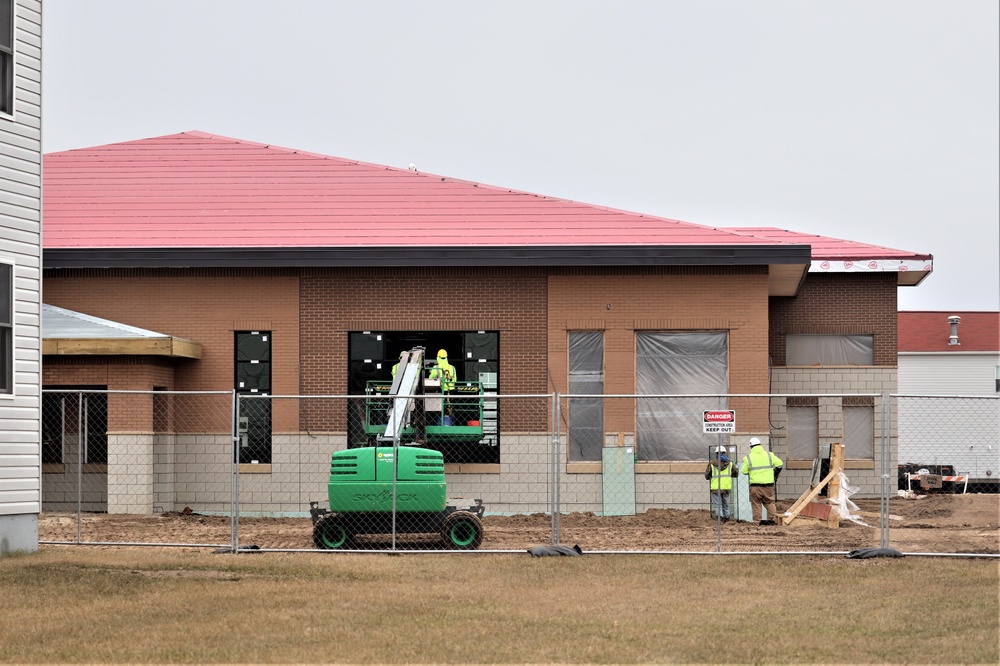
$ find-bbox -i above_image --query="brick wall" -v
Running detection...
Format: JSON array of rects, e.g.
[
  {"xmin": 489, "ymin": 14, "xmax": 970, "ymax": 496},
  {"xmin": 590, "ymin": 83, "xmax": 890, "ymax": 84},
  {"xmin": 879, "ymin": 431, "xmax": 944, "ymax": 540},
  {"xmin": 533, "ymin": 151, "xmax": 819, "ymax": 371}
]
[
  {"xmin": 43, "ymin": 268, "xmax": 300, "ymax": 432},
  {"xmin": 300, "ymin": 267, "xmax": 548, "ymax": 430},
  {"xmin": 769, "ymin": 272, "xmax": 897, "ymax": 366},
  {"xmin": 547, "ymin": 266, "xmax": 771, "ymax": 433}
]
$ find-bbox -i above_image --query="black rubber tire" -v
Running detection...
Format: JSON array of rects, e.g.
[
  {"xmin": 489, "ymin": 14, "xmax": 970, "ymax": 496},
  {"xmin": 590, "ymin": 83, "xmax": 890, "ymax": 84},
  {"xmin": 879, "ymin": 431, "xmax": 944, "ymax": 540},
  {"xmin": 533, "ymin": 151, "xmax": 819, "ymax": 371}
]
[
  {"xmin": 313, "ymin": 514, "xmax": 353, "ymax": 550},
  {"xmin": 441, "ymin": 511, "xmax": 483, "ymax": 550}
]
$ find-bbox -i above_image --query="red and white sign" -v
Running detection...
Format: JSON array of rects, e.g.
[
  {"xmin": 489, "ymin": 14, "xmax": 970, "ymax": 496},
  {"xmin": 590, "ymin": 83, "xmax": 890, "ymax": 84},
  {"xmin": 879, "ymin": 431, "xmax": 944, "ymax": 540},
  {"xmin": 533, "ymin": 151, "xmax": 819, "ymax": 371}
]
[{"xmin": 703, "ymin": 410, "xmax": 736, "ymax": 433}]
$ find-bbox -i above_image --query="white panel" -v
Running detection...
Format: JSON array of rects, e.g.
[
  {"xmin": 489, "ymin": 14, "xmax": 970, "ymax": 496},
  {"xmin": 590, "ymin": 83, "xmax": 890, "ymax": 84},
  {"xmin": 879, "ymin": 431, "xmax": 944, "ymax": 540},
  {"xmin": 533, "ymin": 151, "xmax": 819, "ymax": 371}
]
[
  {"xmin": 0, "ymin": 0, "xmax": 41, "ymax": 520},
  {"xmin": 898, "ymin": 354, "xmax": 1000, "ymax": 395},
  {"xmin": 0, "ymin": 500, "xmax": 39, "ymax": 515},
  {"xmin": 0, "ymin": 477, "xmax": 38, "ymax": 491}
]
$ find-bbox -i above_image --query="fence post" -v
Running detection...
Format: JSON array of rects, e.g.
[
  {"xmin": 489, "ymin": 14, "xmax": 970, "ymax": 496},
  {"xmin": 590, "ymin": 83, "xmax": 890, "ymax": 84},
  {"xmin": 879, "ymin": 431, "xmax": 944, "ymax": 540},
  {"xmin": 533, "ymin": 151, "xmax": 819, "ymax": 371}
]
[
  {"xmin": 232, "ymin": 390, "xmax": 239, "ymax": 552},
  {"xmin": 881, "ymin": 392, "xmax": 891, "ymax": 549}
]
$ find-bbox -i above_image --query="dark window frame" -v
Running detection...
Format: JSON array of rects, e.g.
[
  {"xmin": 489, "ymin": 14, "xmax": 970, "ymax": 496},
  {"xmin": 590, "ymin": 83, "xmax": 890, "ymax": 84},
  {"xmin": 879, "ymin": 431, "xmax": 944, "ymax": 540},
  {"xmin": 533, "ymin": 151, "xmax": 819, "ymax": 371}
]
[
  {"xmin": 0, "ymin": 260, "xmax": 11, "ymax": 394},
  {"xmin": 0, "ymin": 0, "xmax": 13, "ymax": 116},
  {"xmin": 235, "ymin": 331, "xmax": 272, "ymax": 464}
]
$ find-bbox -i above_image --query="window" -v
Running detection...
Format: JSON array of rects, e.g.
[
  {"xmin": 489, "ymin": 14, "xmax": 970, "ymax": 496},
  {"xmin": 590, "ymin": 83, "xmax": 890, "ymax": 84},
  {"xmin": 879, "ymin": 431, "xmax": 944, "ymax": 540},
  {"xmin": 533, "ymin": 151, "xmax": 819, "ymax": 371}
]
[
  {"xmin": 786, "ymin": 334, "xmax": 874, "ymax": 366},
  {"xmin": 0, "ymin": 260, "xmax": 10, "ymax": 393},
  {"xmin": 843, "ymin": 396, "xmax": 874, "ymax": 459},
  {"xmin": 568, "ymin": 332, "xmax": 604, "ymax": 462},
  {"xmin": 0, "ymin": 0, "xmax": 12, "ymax": 115},
  {"xmin": 347, "ymin": 330, "xmax": 500, "ymax": 464},
  {"xmin": 236, "ymin": 331, "xmax": 272, "ymax": 464},
  {"xmin": 41, "ymin": 389, "xmax": 108, "ymax": 465},
  {"xmin": 787, "ymin": 397, "xmax": 818, "ymax": 459},
  {"xmin": 636, "ymin": 332, "xmax": 728, "ymax": 461}
]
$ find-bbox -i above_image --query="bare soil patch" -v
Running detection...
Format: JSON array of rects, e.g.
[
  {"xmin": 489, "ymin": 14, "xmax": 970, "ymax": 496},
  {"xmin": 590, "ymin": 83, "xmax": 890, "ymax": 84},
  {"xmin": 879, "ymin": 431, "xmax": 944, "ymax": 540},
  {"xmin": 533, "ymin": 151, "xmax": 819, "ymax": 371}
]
[{"xmin": 39, "ymin": 492, "xmax": 999, "ymax": 554}]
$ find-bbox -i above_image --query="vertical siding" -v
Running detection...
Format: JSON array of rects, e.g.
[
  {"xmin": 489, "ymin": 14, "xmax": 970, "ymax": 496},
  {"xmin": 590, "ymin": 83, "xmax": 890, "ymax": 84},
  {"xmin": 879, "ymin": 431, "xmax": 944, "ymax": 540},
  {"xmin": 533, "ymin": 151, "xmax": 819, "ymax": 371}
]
[{"xmin": 0, "ymin": 0, "xmax": 41, "ymax": 517}]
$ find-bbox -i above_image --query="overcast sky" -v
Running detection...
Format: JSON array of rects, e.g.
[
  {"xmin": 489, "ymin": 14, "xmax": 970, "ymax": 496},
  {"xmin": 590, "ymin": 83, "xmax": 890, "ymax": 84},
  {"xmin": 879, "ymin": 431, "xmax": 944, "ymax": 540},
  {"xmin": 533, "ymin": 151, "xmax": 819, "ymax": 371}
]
[{"xmin": 41, "ymin": 1, "xmax": 999, "ymax": 312}]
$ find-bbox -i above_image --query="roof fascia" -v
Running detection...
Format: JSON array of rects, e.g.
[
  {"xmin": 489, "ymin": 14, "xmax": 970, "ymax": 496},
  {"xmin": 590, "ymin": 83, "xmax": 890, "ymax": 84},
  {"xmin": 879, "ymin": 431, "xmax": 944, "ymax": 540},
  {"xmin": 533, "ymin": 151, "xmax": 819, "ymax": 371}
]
[{"xmin": 44, "ymin": 245, "xmax": 812, "ymax": 269}]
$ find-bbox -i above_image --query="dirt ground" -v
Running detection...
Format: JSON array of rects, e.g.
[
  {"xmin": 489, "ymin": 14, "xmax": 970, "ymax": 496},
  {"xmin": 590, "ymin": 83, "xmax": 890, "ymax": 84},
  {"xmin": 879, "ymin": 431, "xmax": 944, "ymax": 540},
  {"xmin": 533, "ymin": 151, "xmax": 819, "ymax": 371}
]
[{"xmin": 38, "ymin": 493, "xmax": 999, "ymax": 554}]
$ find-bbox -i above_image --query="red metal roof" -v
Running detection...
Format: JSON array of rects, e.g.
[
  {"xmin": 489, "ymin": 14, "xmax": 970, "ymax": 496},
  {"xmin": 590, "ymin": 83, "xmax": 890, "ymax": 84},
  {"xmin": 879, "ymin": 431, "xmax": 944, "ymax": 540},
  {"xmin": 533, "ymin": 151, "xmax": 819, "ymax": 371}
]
[
  {"xmin": 721, "ymin": 227, "xmax": 932, "ymax": 262},
  {"xmin": 44, "ymin": 131, "xmax": 792, "ymax": 250},
  {"xmin": 898, "ymin": 311, "xmax": 1000, "ymax": 352}
]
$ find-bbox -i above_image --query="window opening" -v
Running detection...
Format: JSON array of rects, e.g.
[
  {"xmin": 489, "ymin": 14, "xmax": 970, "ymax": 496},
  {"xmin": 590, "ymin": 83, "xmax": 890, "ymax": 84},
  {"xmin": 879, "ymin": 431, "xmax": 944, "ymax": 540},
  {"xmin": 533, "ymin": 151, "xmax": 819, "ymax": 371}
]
[
  {"xmin": 568, "ymin": 331, "xmax": 604, "ymax": 462},
  {"xmin": 636, "ymin": 331, "xmax": 728, "ymax": 461},
  {"xmin": 236, "ymin": 331, "xmax": 271, "ymax": 464},
  {"xmin": 0, "ymin": 260, "xmax": 11, "ymax": 393},
  {"xmin": 786, "ymin": 334, "xmax": 874, "ymax": 366},
  {"xmin": 41, "ymin": 387, "xmax": 108, "ymax": 465},
  {"xmin": 787, "ymin": 397, "xmax": 819, "ymax": 459},
  {"xmin": 348, "ymin": 330, "xmax": 499, "ymax": 464},
  {"xmin": 843, "ymin": 396, "xmax": 874, "ymax": 459},
  {"xmin": 0, "ymin": 0, "xmax": 12, "ymax": 115}
]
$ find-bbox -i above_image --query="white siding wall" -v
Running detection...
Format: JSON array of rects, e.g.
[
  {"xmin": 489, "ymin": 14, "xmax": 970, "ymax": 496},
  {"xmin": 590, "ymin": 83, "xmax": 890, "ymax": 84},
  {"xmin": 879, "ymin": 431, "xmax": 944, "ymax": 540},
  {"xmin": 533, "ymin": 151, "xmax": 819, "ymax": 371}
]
[
  {"xmin": 898, "ymin": 353, "xmax": 1000, "ymax": 395},
  {"xmin": 0, "ymin": 0, "xmax": 41, "ymax": 552}
]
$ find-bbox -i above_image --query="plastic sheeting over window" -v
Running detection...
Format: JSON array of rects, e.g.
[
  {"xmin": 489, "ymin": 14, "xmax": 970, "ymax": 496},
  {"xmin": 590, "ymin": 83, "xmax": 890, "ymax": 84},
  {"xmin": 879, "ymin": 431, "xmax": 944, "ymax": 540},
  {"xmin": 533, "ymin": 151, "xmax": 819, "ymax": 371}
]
[
  {"xmin": 843, "ymin": 405, "xmax": 874, "ymax": 458},
  {"xmin": 786, "ymin": 334, "xmax": 874, "ymax": 366},
  {"xmin": 636, "ymin": 332, "xmax": 728, "ymax": 461},
  {"xmin": 568, "ymin": 332, "xmax": 604, "ymax": 462},
  {"xmin": 788, "ymin": 405, "xmax": 819, "ymax": 459}
]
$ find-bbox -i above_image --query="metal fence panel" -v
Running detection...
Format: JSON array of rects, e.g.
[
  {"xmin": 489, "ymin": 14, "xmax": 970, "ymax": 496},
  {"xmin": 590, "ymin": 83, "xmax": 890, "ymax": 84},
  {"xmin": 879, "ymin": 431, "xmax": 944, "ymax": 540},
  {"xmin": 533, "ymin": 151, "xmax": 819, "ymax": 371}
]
[
  {"xmin": 40, "ymin": 390, "xmax": 235, "ymax": 548},
  {"xmin": 234, "ymin": 393, "xmax": 556, "ymax": 552},
  {"xmin": 37, "ymin": 390, "xmax": 998, "ymax": 556}
]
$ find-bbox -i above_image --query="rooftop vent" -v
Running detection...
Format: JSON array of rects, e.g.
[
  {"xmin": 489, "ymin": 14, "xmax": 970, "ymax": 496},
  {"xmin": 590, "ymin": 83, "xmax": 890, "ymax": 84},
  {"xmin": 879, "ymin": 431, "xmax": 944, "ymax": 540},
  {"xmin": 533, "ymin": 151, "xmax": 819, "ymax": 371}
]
[{"xmin": 948, "ymin": 315, "xmax": 961, "ymax": 346}]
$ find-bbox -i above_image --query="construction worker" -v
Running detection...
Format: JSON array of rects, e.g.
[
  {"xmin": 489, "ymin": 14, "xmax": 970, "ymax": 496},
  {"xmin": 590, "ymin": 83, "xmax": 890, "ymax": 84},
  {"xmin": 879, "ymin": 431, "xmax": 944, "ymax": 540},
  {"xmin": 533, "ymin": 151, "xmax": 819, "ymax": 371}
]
[
  {"xmin": 391, "ymin": 351, "xmax": 405, "ymax": 379},
  {"xmin": 428, "ymin": 349, "xmax": 456, "ymax": 392},
  {"xmin": 427, "ymin": 349, "xmax": 457, "ymax": 424},
  {"xmin": 705, "ymin": 445, "xmax": 738, "ymax": 522},
  {"xmin": 740, "ymin": 437, "xmax": 783, "ymax": 525}
]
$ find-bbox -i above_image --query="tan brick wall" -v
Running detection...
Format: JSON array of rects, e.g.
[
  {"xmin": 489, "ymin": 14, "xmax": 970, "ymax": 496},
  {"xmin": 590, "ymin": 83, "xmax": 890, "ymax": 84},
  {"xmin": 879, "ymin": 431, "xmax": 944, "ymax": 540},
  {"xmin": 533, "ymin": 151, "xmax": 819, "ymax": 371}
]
[
  {"xmin": 547, "ymin": 266, "xmax": 771, "ymax": 433},
  {"xmin": 43, "ymin": 269, "xmax": 300, "ymax": 432}
]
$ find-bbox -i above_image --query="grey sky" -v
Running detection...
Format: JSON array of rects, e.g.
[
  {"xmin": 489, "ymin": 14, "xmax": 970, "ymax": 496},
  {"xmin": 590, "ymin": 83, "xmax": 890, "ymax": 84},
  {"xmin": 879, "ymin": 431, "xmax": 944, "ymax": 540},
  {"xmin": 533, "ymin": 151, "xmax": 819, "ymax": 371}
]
[{"xmin": 41, "ymin": 1, "xmax": 999, "ymax": 311}]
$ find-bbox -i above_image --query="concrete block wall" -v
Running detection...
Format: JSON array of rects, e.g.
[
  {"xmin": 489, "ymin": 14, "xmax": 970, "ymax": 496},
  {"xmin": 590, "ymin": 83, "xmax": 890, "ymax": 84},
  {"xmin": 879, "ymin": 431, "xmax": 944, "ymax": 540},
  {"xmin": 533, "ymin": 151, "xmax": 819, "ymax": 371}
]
[{"xmin": 108, "ymin": 434, "xmax": 153, "ymax": 514}]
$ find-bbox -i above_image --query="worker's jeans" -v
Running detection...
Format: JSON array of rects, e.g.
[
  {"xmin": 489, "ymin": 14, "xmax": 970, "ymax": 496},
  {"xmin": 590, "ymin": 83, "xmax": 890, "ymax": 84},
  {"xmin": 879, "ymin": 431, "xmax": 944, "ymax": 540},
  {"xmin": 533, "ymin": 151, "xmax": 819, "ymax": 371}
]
[{"xmin": 709, "ymin": 490, "xmax": 731, "ymax": 520}]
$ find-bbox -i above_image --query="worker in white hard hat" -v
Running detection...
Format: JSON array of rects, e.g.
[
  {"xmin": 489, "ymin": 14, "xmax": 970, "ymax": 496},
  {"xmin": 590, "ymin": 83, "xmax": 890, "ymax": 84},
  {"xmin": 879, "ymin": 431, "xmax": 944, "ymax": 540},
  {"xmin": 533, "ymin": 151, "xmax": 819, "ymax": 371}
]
[
  {"xmin": 740, "ymin": 437, "xmax": 784, "ymax": 525},
  {"xmin": 391, "ymin": 350, "xmax": 406, "ymax": 379},
  {"xmin": 705, "ymin": 445, "xmax": 738, "ymax": 522}
]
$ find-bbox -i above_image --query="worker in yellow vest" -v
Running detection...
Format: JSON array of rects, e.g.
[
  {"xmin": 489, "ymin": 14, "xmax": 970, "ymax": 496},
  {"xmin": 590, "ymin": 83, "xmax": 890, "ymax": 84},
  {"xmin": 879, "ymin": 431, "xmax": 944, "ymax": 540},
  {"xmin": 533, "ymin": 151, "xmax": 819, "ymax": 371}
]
[
  {"xmin": 427, "ymin": 349, "xmax": 458, "ymax": 424},
  {"xmin": 428, "ymin": 349, "xmax": 456, "ymax": 392},
  {"xmin": 705, "ymin": 446, "xmax": 738, "ymax": 522},
  {"xmin": 740, "ymin": 437, "xmax": 783, "ymax": 525}
]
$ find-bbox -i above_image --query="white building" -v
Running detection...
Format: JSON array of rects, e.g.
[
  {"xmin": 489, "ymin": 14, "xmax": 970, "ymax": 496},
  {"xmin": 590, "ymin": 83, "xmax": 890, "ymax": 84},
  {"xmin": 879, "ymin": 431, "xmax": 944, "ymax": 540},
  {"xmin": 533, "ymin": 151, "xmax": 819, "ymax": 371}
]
[
  {"xmin": 897, "ymin": 311, "xmax": 1000, "ymax": 486},
  {"xmin": 0, "ymin": 0, "xmax": 42, "ymax": 554}
]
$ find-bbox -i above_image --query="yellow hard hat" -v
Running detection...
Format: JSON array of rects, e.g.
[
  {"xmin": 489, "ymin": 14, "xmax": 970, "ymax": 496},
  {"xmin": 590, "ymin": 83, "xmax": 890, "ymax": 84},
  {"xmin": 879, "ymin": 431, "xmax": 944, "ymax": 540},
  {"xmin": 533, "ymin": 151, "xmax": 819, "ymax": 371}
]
[{"xmin": 437, "ymin": 349, "xmax": 448, "ymax": 358}]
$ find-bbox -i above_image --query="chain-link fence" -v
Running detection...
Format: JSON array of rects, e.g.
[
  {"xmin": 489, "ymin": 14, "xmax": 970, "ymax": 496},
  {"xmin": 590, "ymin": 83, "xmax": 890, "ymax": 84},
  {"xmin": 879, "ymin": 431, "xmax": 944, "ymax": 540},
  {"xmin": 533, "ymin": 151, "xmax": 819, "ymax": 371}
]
[
  {"xmin": 39, "ymin": 390, "xmax": 999, "ymax": 556},
  {"xmin": 895, "ymin": 395, "xmax": 1000, "ymax": 494},
  {"xmin": 40, "ymin": 390, "xmax": 235, "ymax": 548}
]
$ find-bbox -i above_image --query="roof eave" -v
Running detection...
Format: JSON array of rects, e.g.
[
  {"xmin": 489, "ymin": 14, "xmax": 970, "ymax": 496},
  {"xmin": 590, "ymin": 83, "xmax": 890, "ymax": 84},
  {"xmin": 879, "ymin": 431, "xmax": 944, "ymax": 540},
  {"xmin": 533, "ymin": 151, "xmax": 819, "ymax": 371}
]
[{"xmin": 44, "ymin": 244, "xmax": 812, "ymax": 269}]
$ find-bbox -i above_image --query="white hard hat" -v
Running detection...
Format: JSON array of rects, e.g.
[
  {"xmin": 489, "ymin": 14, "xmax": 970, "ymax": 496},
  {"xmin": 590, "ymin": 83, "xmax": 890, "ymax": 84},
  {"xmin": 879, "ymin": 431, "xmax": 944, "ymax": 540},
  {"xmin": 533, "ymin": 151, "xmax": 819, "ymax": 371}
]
[
  {"xmin": 715, "ymin": 446, "xmax": 727, "ymax": 453},
  {"xmin": 749, "ymin": 437, "xmax": 762, "ymax": 446}
]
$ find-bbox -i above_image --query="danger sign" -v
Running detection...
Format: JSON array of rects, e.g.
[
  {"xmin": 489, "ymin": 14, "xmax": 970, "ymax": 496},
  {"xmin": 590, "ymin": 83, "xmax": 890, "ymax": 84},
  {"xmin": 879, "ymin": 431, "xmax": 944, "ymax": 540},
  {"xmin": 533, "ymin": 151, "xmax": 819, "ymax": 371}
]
[{"xmin": 703, "ymin": 410, "xmax": 736, "ymax": 433}]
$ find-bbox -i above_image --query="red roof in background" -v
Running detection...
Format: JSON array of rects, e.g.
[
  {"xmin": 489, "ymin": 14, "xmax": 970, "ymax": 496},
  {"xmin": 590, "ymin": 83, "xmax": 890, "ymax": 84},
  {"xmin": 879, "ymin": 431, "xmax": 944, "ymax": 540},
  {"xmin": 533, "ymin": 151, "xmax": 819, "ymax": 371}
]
[
  {"xmin": 721, "ymin": 227, "xmax": 932, "ymax": 262},
  {"xmin": 43, "ymin": 131, "xmax": 791, "ymax": 250},
  {"xmin": 898, "ymin": 311, "xmax": 1000, "ymax": 352}
]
